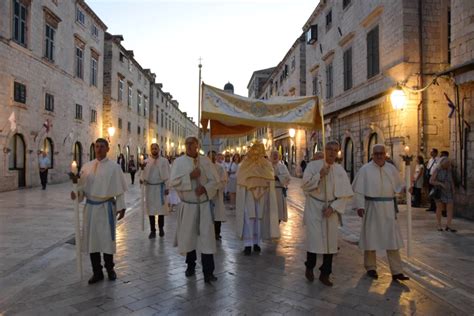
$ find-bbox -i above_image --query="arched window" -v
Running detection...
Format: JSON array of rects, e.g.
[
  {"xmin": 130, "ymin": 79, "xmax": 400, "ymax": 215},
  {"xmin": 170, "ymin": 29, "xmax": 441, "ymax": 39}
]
[
  {"xmin": 344, "ymin": 138, "xmax": 354, "ymax": 181},
  {"xmin": 8, "ymin": 133, "xmax": 26, "ymax": 187},
  {"xmin": 89, "ymin": 143, "xmax": 95, "ymax": 161},
  {"xmin": 43, "ymin": 138, "xmax": 54, "ymax": 168},
  {"xmin": 368, "ymin": 132, "xmax": 378, "ymax": 162},
  {"xmin": 125, "ymin": 146, "xmax": 130, "ymax": 172},
  {"xmin": 73, "ymin": 142, "xmax": 83, "ymax": 170}
]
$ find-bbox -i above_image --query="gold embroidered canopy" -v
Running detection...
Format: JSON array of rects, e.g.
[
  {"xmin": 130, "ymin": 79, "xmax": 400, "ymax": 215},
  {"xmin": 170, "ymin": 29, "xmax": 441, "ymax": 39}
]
[{"xmin": 200, "ymin": 83, "xmax": 322, "ymax": 138}]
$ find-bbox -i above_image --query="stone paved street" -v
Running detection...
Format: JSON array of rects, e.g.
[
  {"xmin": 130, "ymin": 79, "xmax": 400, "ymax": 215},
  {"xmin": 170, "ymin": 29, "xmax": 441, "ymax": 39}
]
[{"xmin": 0, "ymin": 177, "xmax": 472, "ymax": 315}]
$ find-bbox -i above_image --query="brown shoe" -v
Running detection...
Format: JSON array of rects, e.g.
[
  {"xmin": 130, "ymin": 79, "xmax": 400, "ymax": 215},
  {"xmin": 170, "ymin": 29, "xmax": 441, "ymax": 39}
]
[
  {"xmin": 305, "ymin": 268, "xmax": 314, "ymax": 282},
  {"xmin": 392, "ymin": 273, "xmax": 410, "ymax": 281},
  {"xmin": 319, "ymin": 274, "xmax": 333, "ymax": 287}
]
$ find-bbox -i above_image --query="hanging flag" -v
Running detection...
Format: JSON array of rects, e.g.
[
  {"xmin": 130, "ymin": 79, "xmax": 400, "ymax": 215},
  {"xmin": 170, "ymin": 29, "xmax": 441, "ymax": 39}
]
[
  {"xmin": 43, "ymin": 119, "xmax": 51, "ymax": 133},
  {"xmin": 444, "ymin": 93, "xmax": 456, "ymax": 118},
  {"xmin": 8, "ymin": 112, "xmax": 16, "ymax": 132}
]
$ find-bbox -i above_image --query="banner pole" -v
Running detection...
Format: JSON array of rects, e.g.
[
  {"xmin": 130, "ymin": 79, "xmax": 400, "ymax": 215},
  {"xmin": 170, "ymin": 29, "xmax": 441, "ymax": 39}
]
[
  {"xmin": 318, "ymin": 84, "xmax": 330, "ymax": 254},
  {"xmin": 198, "ymin": 59, "xmax": 202, "ymax": 143}
]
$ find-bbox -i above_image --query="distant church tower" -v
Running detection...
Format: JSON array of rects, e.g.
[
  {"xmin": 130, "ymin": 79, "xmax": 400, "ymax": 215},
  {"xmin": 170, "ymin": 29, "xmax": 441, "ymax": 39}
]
[{"xmin": 224, "ymin": 82, "xmax": 234, "ymax": 94}]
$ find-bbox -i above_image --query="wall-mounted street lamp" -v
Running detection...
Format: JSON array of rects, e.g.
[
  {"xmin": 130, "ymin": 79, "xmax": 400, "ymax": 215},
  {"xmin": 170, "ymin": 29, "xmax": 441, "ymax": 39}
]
[
  {"xmin": 151, "ymin": 138, "xmax": 157, "ymax": 144},
  {"xmin": 107, "ymin": 126, "xmax": 116, "ymax": 141},
  {"xmin": 390, "ymin": 84, "xmax": 407, "ymax": 110}
]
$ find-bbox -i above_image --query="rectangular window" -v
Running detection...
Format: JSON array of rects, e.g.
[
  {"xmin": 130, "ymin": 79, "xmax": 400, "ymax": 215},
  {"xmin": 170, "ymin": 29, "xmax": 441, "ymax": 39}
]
[
  {"xmin": 14, "ymin": 81, "xmax": 26, "ymax": 103},
  {"xmin": 75, "ymin": 46, "xmax": 84, "ymax": 79},
  {"xmin": 127, "ymin": 121, "xmax": 131, "ymax": 133},
  {"xmin": 44, "ymin": 24, "xmax": 55, "ymax": 61},
  {"xmin": 76, "ymin": 7, "xmax": 85, "ymax": 25},
  {"xmin": 119, "ymin": 52, "xmax": 125, "ymax": 62},
  {"xmin": 161, "ymin": 110, "xmax": 164, "ymax": 127},
  {"xmin": 12, "ymin": 0, "xmax": 28, "ymax": 46},
  {"xmin": 118, "ymin": 79, "xmax": 123, "ymax": 102},
  {"xmin": 326, "ymin": 62, "xmax": 333, "ymax": 99},
  {"xmin": 90, "ymin": 56, "xmax": 98, "ymax": 87},
  {"xmin": 90, "ymin": 109, "xmax": 97, "ymax": 123},
  {"xmin": 343, "ymin": 0, "xmax": 351, "ymax": 9},
  {"xmin": 127, "ymin": 84, "xmax": 132, "ymax": 107},
  {"xmin": 343, "ymin": 47, "xmax": 353, "ymax": 91},
  {"xmin": 118, "ymin": 118, "xmax": 122, "ymax": 129},
  {"xmin": 137, "ymin": 126, "xmax": 141, "ymax": 135},
  {"xmin": 91, "ymin": 24, "xmax": 99, "ymax": 38},
  {"xmin": 137, "ymin": 91, "xmax": 142, "ymax": 114},
  {"xmin": 306, "ymin": 25, "xmax": 318, "ymax": 44},
  {"xmin": 144, "ymin": 96, "xmax": 148, "ymax": 117},
  {"xmin": 45, "ymin": 93, "xmax": 54, "ymax": 112},
  {"xmin": 367, "ymin": 25, "xmax": 380, "ymax": 79},
  {"xmin": 156, "ymin": 108, "xmax": 159, "ymax": 124},
  {"xmin": 75, "ymin": 104, "xmax": 83, "ymax": 120},
  {"xmin": 312, "ymin": 74, "xmax": 318, "ymax": 96},
  {"xmin": 326, "ymin": 10, "xmax": 332, "ymax": 31}
]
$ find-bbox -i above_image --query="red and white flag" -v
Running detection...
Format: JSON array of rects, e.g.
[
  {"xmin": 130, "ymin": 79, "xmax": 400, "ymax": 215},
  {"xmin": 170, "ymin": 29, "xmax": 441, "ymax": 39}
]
[{"xmin": 43, "ymin": 119, "xmax": 52, "ymax": 133}]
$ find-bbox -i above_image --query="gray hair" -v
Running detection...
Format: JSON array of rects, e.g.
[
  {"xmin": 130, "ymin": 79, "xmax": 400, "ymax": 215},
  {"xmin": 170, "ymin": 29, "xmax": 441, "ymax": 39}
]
[{"xmin": 372, "ymin": 144, "xmax": 386, "ymax": 153}]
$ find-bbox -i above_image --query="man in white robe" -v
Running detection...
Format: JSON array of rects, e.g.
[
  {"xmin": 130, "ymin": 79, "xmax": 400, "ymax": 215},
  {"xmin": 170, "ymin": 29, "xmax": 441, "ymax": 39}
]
[
  {"xmin": 236, "ymin": 142, "xmax": 279, "ymax": 255},
  {"xmin": 141, "ymin": 143, "xmax": 170, "ymax": 239},
  {"xmin": 170, "ymin": 136, "xmax": 220, "ymax": 283},
  {"xmin": 71, "ymin": 138, "xmax": 127, "ymax": 284},
  {"xmin": 352, "ymin": 144, "xmax": 410, "ymax": 282},
  {"xmin": 208, "ymin": 151, "xmax": 227, "ymax": 241},
  {"xmin": 302, "ymin": 141, "xmax": 353, "ymax": 286},
  {"xmin": 270, "ymin": 150, "xmax": 291, "ymax": 223}
]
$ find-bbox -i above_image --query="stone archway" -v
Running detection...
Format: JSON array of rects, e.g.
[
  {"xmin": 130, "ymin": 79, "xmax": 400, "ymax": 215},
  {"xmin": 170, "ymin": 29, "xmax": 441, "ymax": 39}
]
[{"xmin": 8, "ymin": 133, "xmax": 26, "ymax": 187}]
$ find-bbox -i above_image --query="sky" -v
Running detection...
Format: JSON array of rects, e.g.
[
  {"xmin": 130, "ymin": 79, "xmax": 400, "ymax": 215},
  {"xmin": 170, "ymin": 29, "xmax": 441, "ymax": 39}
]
[{"xmin": 88, "ymin": 0, "xmax": 318, "ymax": 122}]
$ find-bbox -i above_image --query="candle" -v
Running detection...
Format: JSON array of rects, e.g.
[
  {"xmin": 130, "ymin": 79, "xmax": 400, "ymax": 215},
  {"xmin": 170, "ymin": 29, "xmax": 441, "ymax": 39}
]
[
  {"xmin": 337, "ymin": 150, "xmax": 342, "ymax": 159},
  {"xmin": 140, "ymin": 154, "xmax": 144, "ymax": 163},
  {"xmin": 404, "ymin": 146, "xmax": 410, "ymax": 155},
  {"xmin": 71, "ymin": 161, "xmax": 78, "ymax": 175}
]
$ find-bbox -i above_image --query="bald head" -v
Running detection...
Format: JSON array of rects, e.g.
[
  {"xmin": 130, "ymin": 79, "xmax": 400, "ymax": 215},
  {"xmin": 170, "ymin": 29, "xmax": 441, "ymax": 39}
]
[{"xmin": 372, "ymin": 144, "xmax": 386, "ymax": 167}]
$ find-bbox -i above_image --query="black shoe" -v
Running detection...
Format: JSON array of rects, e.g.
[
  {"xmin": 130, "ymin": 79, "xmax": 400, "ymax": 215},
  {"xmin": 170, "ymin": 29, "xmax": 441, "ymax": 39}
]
[
  {"xmin": 392, "ymin": 273, "xmax": 410, "ymax": 281},
  {"xmin": 148, "ymin": 231, "xmax": 156, "ymax": 239},
  {"xmin": 107, "ymin": 269, "xmax": 117, "ymax": 281},
  {"xmin": 243, "ymin": 246, "xmax": 251, "ymax": 256},
  {"xmin": 185, "ymin": 268, "xmax": 195, "ymax": 277},
  {"xmin": 367, "ymin": 270, "xmax": 378, "ymax": 279},
  {"xmin": 305, "ymin": 268, "xmax": 314, "ymax": 282},
  {"xmin": 445, "ymin": 226, "xmax": 457, "ymax": 233},
  {"xmin": 319, "ymin": 274, "xmax": 333, "ymax": 287},
  {"xmin": 253, "ymin": 244, "xmax": 261, "ymax": 252},
  {"xmin": 204, "ymin": 274, "xmax": 218, "ymax": 283},
  {"xmin": 159, "ymin": 229, "xmax": 164, "ymax": 237},
  {"xmin": 442, "ymin": 211, "xmax": 447, "ymax": 217},
  {"xmin": 88, "ymin": 272, "xmax": 104, "ymax": 284}
]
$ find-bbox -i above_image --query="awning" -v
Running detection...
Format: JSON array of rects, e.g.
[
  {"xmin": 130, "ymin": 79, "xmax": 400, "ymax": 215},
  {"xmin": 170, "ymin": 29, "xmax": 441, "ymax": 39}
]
[{"xmin": 201, "ymin": 83, "xmax": 322, "ymax": 138}]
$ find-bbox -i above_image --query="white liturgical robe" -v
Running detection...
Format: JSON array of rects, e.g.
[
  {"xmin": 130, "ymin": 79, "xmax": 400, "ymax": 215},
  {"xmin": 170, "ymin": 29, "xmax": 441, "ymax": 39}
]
[
  {"xmin": 77, "ymin": 158, "xmax": 127, "ymax": 254},
  {"xmin": 170, "ymin": 155, "xmax": 219, "ymax": 255},
  {"xmin": 141, "ymin": 156, "xmax": 170, "ymax": 216},
  {"xmin": 212, "ymin": 162, "xmax": 227, "ymax": 222},
  {"xmin": 273, "ymin": 162, "xmax": 290, "ymax": 222},
  {"xmin": 302, "ymin": 160, "xmax": 353, "ymax": 254},
  {"xmin": 352, "ymin": 161, "xmax": 404, "ymax": 251}
]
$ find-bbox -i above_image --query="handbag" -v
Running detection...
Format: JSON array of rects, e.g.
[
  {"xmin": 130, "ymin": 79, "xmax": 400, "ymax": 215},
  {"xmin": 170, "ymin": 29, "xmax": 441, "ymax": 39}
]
[{"xmin": 429, "ymin": 187, "xmax": 441, "ymax": 199}]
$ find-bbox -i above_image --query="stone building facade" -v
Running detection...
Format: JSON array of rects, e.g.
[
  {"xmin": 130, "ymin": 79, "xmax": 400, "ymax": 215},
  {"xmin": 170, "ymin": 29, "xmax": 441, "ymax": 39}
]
[
  {"xmin": 0, "ymin": 0, "xmax": 107, "ymax": 191},
  {"xmin": 0, "ymin": 0, "xmax": 198, "ymax": 192},
  {"xmin": 445, "ymin": 0, "xmax": 474, "ymax": 219},
  {"xmin": 103, "ymin": 33, "xmax": 153, "ymax": 166}
]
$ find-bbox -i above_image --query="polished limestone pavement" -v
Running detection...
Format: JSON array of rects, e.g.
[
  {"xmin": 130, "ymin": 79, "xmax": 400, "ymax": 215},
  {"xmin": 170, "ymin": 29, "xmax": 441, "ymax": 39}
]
[{"xmin": 0, "ymin": 176, "xmax": 470, "ymax": 315}]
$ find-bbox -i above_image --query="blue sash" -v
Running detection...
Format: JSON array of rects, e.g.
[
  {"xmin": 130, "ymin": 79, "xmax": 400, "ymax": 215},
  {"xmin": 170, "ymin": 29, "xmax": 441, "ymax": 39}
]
[
  {"xmin": 147, "ymin": 182, "xmax": 165, "ymax": 205},
  {"xmin": 86, "ymin": 198, "xmax": 116, "ymax": 241}
]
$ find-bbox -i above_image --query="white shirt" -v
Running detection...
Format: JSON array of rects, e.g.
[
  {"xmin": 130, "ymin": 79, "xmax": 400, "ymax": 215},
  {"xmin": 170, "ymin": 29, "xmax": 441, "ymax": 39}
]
[{"xmin": 39, "ymin": 156, "xmax": 50, "ymax": 169}]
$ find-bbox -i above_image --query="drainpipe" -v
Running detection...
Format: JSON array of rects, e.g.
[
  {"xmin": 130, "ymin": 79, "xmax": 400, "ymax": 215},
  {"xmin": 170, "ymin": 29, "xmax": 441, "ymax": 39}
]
[{"xmin": 418, "ymin": 0, "xmax": 425, "ymax": 155}]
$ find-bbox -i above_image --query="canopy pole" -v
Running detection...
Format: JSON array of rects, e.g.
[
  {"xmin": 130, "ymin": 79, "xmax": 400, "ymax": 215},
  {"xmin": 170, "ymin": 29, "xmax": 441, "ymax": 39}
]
[{"xmin": 198, "ymin": 59, "xmax": 202, "ymax": 143}]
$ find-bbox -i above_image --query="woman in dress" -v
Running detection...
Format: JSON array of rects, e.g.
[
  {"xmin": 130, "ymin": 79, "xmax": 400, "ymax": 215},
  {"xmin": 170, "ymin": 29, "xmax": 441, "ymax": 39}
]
[{"xmin": 430, "ymin": 157, "xmax": 456, "ymax": 232}]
